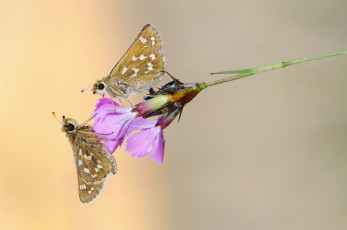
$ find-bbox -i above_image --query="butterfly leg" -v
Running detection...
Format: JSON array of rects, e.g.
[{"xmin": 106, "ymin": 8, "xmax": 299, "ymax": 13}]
[
  {"xmin": 165, "ymin": 71, "xmax": 179, "ymax": 82},
  {"xmin": 118, "ymin": 99, "xmax": 125, "ymax": 107},
  {"xmin": 98, "ymin": 137, "xmax": 124, "ymax": 142},
  {"xmin": 124, "ymin": 98, "xmax": 134, "ymax": 108},
  {"xmin": 81, "ymin": 114, "xmax": 96, "ymax": 125},
  {"xmin": 76, "ymin": 130, "xmax": 114, "ymax": 136}
]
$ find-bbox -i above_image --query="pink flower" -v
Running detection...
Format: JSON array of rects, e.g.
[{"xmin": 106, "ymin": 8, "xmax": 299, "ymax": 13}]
[
  {"xmin": 92, "ymin": 98, "xmax": 167, "ymax": 163},
  {"xmin": 92, "ymin": 78, "xmax": 206, "ymax": 164},
  {"xmin": 92, "ymin": 98, "xmax": 137, "ymax": 153},
  {"xmin": 125, "ymin": 110, "xmax": 179, "ymax": 163},
  {"xmin": 125, "ymin": 124, "xmax": 165, "ymax": 164}
]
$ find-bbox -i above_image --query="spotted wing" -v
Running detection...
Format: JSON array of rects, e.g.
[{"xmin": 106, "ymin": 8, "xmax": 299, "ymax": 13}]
[
  {"xmin": 73, "ymin": 138, "xmax": 117, "ymax": 184},
  {"xmin": 72, "ymin": 132, "xmax": 117, "ymax": 203},
  {"xmin": 110, "ymin": 24, "xmax": 163, "ymax": 74},
  {"xmin": 109, "ymin": 46, "xmax": 165, "ymax": 95},
  {"xmin": 77, "ymin": 173, "xmax": 110, "ymax": 203}
]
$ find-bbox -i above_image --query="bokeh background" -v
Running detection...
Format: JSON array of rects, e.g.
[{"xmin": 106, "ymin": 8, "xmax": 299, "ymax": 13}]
[{"xmin": 1, "ymin": 0, "xmax": 346, "ymax": 229}]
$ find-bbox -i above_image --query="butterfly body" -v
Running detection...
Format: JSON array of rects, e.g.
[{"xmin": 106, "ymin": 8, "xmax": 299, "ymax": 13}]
[
  {"xmin": 92, "ymin": 24, "xmax": 165, "ymax": 98},
  {"xmin": 61, "ymin": 117, "xmax": 117, "ymax": 203}
]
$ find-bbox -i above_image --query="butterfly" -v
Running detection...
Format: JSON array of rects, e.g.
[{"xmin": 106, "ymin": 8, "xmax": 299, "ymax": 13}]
[
  {"xmin": 53, "ymin": 112, "xmax": 117, "ymax": 203},
  {"xmin": 86, "ymin": 24, "xmax": 166, "ymax": 99}
]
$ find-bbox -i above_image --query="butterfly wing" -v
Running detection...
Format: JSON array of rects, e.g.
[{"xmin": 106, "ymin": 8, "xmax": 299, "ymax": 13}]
[
  {"xmin": 106, "ymin": 24, "xmax": 165, "ymax": 97},
  {"xmin": 108, "ymin": 46, "xmax": 165, "ymax": 96},
  {"xmin": 132, "ymin": 24, "xmax": 163, "ymax": 52},
  {"xmin": 71, "ymin": 127, "xmax": 117, "ymax": 203},
  {"xmin": 110, "ymin": 24, "xmax": 164, "ymax": 74},
  {"xmin": 77, "ymin": 173, "xmax": 110, "ymax": 203},
  {"xmin": 73, "ymin": 144, "xmax": 117, "ymax": 183}
]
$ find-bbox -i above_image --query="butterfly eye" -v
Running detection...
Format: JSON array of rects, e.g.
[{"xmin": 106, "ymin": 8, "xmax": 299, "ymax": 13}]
[
  {"xmin": 67, "ymin": 124, "xmax": 74, "ymax": 131},
  {"xmin": 98, "ymin": 83, "xmax": 105, "ymax": 90}
]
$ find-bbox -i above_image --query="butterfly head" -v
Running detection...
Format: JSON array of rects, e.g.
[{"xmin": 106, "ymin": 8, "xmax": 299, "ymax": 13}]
[
  {"xmin": 61, "ymin": 116, "xmax": 78, "ymax": 133},
  {"xmin": 92, "ymin": 80, "xmax": 106, "ymax": 97}
]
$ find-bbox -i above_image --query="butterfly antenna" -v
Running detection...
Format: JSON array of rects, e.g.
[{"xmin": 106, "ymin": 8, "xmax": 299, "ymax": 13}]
[
  {"xmin": 52, "ymin": 112, "xmax": 62, "ymax": 124},
  {"xmin": 81, "ymin": 85, "xmax": 93, "ymax": 93}
]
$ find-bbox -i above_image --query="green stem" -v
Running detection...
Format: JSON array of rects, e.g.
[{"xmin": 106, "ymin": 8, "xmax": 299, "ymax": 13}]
[
  {"xmin": 204, "ymin": 72, "xmax": 256, "ymax": 87},
  {"xmin": 205, "ymin": 50, "xmax": 346, "ymax": 87}
]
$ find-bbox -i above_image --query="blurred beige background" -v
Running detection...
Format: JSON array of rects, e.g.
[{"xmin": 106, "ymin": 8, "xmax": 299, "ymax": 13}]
[{"xmin": 0, "ymin": 0, "xmax": 346, "ymax": 229}]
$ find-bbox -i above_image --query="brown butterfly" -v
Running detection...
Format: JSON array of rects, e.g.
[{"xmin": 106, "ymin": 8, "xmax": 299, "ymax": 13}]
[
  {"xmin": 53, "ymin": 112, "xmax": 117, "ymax": 203},
  {"xmin": 83, "ymin": 24, "xmax": 166, "ymax": 99}
]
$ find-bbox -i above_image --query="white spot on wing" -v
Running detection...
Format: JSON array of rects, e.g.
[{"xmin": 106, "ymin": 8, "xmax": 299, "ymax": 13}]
[
  {"xmin": 148, "ymin": 66, "xmax": 154, "ymax": 71},
  {"xmin": 78, "ymin": 160, "xmax": 82, "ymax": 166},
  {"xmin": 132, "ymin": 55, "xmax": 138, "ymax": 61},
  {"xmin": 139, "ymin": 55, "xmax": 147, "ymax": 60},
  {"xmin": 122, "ymin": 66, "xmax": 128, "ymax": 75},
  {"xmin": 88, "ymin": 191, "xmax": 92, "ymax": 195},
  {"xmin": 80, "ymin": 184, "xmax": 87, "ymax": 190},
  {"xmin": 95, "ymin": 168, "xmax": 99, "ymax": 172},
  {"xmin": 130, "ymin": 68, "xmax": 139, "ymax": 78},
  {"xmin": 149, "ymin": 54, "xmax": 156, "ymax": 60},
  {"xmin": 151, "ymin": 36, "xmax": 155, "ymax": 45},
  {"xmin": 147, "ymin": 62, "xmax": 153, "ymax": 67},
  {"xmin": 139, "ymin": 37, "xmax": 147, "ymax": 43},
  {"xmin": 91, "ymin": 174, "xmax": 97, "ymax": 178},
  {"xmin": 78, "ymin": 149, "xmax": 82, "ymax": 156},
  {"xmin": 97, "ymin": 165, "xmax": 103, "ymax": 169},
  {"xmin": 84, "ymin": 168, "xmax": 90, "ymax": 174}
]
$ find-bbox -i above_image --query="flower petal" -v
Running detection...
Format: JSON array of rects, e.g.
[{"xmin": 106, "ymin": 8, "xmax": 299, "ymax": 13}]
[
  {"xmin": 94, "ymin": 112, "xmax": 136, "ymax": 153},
  {"xmin": 104, "ymin": 139, "xmax": 123, "ymax": 154},
  {"xmin": 92, "ymin": 98, "xmax": 138, "ymax": 154},
  {"xmin": 125, "ymin": 117, "xmax": 156, "ymax": 138},
  {"xmin": 92, "ymin": 98, "xmax": 132, "ymax": 122},
  {"xmin": 125, "ymin": 126, "xmax": 161, "ymax": 158},
  {"xmin": 95, "ymin": 98, "xmax": 119, "ymax": 109},
  {"xmin": 149, "ymin": 130, "xmax": 165, "ymax": 163}
]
